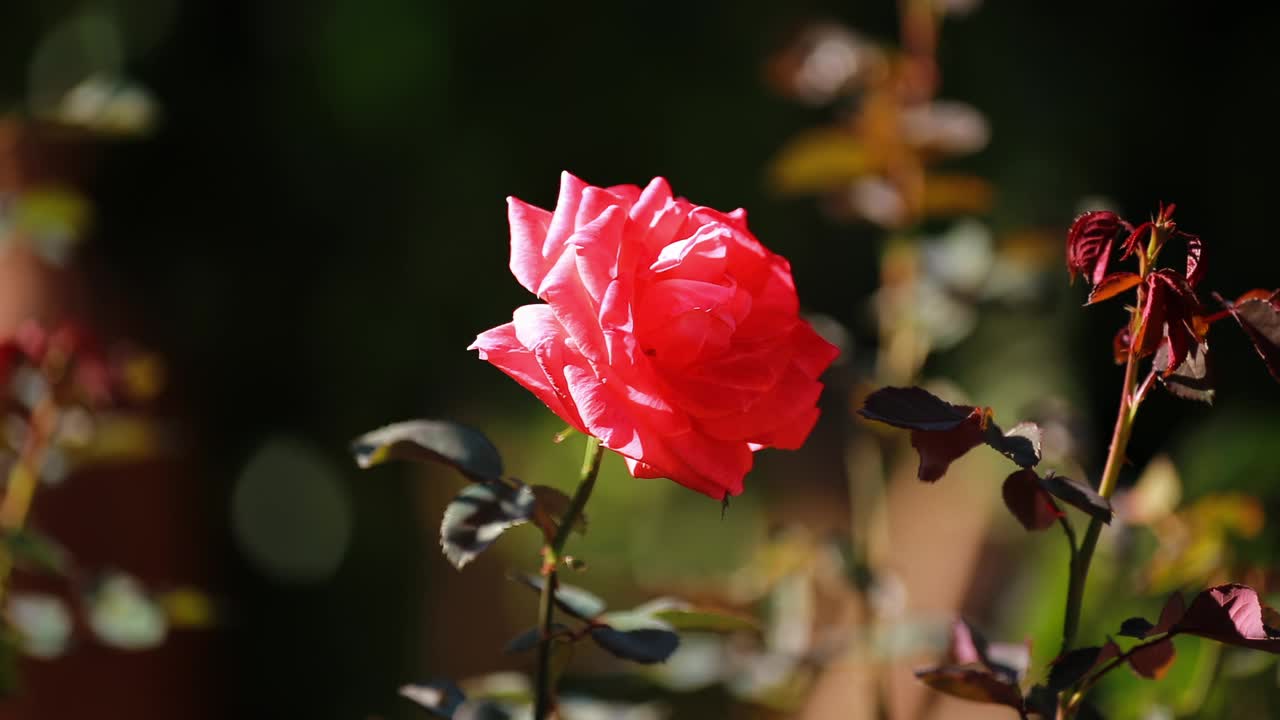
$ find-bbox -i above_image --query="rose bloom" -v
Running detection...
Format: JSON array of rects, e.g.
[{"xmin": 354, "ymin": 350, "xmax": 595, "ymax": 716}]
[{"xmin": 470, "ymin": 172, "xmax": 838, "ymax": 498}]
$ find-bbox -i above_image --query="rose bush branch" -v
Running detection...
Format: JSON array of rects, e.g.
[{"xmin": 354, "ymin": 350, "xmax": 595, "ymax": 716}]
[
  {"xmin": 855, "ymin": 203, "xmax": 1280, "ymax": 717},
  {"xmin": 534, "ymin": 436, "xmax": 603, "ymax": 720}
]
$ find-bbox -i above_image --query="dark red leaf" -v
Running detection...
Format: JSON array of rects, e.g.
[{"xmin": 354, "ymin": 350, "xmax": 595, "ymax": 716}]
[
  {"xmin": 984, "ymin": 421, "xmax": 1043, "ymax": 469},
  {"xmin": 1173, "ymin": 584, "xmax": 1280, "ymax": 653},
  {"xmin": 911, "ymin": 416, "xmax": 987, "ymax": 482},
  {"xmin": 1182, "ymin": 231, "xmax": 1205, "ymax": 288},
  {"xmin": 860, "ymin": 386, "xmax": 1040, "ymax": 482},
  {"xmin": 1135, "ymin": 271, "xmax": 1202, "ymax": 372},
  {"xmin": 1118, "ymin": 617, "xmax": 1155, "ymax": 639},
  {"xmin": 1086, "ymin": 272, "xmax": 1142, "ymax": 305},
  {"xmin": 1152, "ymin": 591, "xmax": 1186, "ymax": 636},
  {"xmin": 1040, "ymin": 472, "xmax": 1112, "ymax": 523},
  {"xmin": 1155, "ymin": 340, "xmax": 1213, "ymax": 403},
  {"xmin": 1002, "ymin": 469, "xmax": 1063, "ymax": 531},
  {"xmin": 1128, "ymin": 638, "xmax": 1176, "ymax": 679},
  {"xmin": 1227, "ymin": 299, "xmax": 1280, "ymax": 382},
  {"xmin": 914, "ymin": 666, "xmax": 1024, "ymax": 711},
  {"xmin": 1048, "ymin": 646, "xmax": 1102, "ymax": 690},
  {"xmin": 1066, "ymin": 211, "xmax": 1124, "ymax": 286},
  {"xmin": 858, "ymin": 386, "xmax": 976, "ymax": 431}
]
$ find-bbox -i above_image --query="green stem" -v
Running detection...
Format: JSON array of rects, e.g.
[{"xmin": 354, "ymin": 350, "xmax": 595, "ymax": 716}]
[
  {"xmin": 1061, "ymin": 338, "xmax": 1140, "ymax": 654},
  {"xmin": 534, "ymin": 435, "xmax": 604, "ymax": 720},
  {"xmin": 0, "ymin": 396, "xmax": 58, "ymax": 611}
]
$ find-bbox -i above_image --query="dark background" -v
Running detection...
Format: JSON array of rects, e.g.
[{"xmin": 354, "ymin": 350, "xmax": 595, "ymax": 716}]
[{"xmin": 4, "ymin": 1, "xmax": 1280, "ymax": 718}]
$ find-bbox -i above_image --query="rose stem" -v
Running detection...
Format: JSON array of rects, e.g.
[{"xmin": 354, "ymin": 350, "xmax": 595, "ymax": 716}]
[
  {"xmin": 0, "ymin": 392, "xmax": 60, "ymax": 610},
  {"xmin": 534, "ymin": 435, "xmax": 604, "ymax": 720},
  {"xmin": 1060, "ymin": 327, "xmax": 1140, "ymax": 654},
  {"xmin": 1062, "ymin": 633, "xmax": 1174, "ymax": 713}
]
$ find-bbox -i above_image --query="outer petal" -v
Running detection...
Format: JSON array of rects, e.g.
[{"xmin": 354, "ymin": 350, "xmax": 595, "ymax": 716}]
[
  {"xmin": 469, "ymin": 310, "xmax": 585, "ymax": 431},
  {"xmin": 507, "ymin": 197, "xmax": 553, "ymax": 294},
  {"xmin": 788, "ymin": 320, "xmax": 841, "ymax": 377}
]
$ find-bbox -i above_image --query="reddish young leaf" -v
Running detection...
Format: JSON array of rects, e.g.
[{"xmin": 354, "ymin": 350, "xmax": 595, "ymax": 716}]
[
  {"xmin": 1086, "ymin": 272, "xmax": 1142, "ymax": 305},
  {"xmin": 858, "ymin": 386, "xmax": 975, "ymax": 431},
  {"xmin": 914, "ymin": 666, "xmax": 1024, "ymax": 711},
  {"xmin": 1120, "ymin": 220, "xmax": 1153, "ymax": 261},
  {"xmin": 1135, "ymin": 271, "xmax": 1202, "ymax": 374},
  {"xmin": 1152, "ymin": 591, "xmax": 1186, "ymax": 636},
  {"xmin": 1002, "ymin": 469, "xmax": 1063, "ymax": 531},
  {"xmin": 1182, "ymin": 231, "xmax": 1205, "ymax": 288},
  {"xmin": 1173, "ymin": 584, "xmax": 1280, "ymax": 653},
  {"xmin": 1128, "ymin": 638, "xmax": 1176, "ymax": 679},
  {"xmin": 1066, "ymin": 211, "xmax": 1125, "ymax": 286},
  {"xmin": 1227, "ymin": 298, "xmax": 1280, "ymax": 382}
]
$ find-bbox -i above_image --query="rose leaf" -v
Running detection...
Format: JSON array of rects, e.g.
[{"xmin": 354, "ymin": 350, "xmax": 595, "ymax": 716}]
[
  {"xmin": 984, "ymin": 421, "xmax": 1043, "ymax": 469},
  {"xmin": 1155, "ymin": 340, "xmax": 1213, "ymax": 404},
  {"xmin": 1173, "ymin": 584, "xmax": 1280, "ymax": 653},
  {"xmin": 1002, "ymin": 469, "xmax": 1063, "ymax": 531},
  {"xmin": 914, "ymin": 666, "xmax": 1024, "ymax": 711},
  {"xmin": 1039, "ymin": 473, "xmax": 1113, "ymax": 524},
  {"xmin": 588, "ymin": 626, "xmax": 680, "ymax": 664},
  {"xmin": 1118, "ymin": 617, "xmax": 1155, "ymax": 639},
  {"xmin": 1128, "ymin": 638, "xmax": 1177, "ymax": 679},
  {"xmin": 351, "ymin": 419, "xmax": 503, "ymax": 482},
  {"xmin": 857, "ymin": 386, "xmax": 976, "ymax": 431},
  {"xmin": 511, "ymin": 574, "xmax": 607, "ymax": 620},
  {"xmin": 504, "ymin": 623, "xmax": 570, "ymax": 654},
  {"xmin": 1087, "ymin": 272, "xmax": 1142, "ymax": 305},
  {"xmin": 1228, "ymin": 299, "xmax": 1280, "ymax": 382},
  {"xmin": 628, "ymin": 597, "xmax": 760, "ymax": 633},
  {"xmin": 440, "ymin": 481, "xmax": 535, "ymax": 570},
  {"xmin": 1048, "ymin": 646, "xmax": 1103, "ymax": 691},
  {"xmin": 1152, "ymin": 592, "xmax": 1186, "ymax": 636}
]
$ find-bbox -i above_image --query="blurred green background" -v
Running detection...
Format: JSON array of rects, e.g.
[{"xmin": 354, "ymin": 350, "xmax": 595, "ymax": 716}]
[{"xmin": 4, "ymin": 1, "xmax": 1280, "ymax": 718}]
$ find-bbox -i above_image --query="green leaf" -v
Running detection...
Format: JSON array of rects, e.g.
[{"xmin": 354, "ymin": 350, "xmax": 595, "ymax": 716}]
[
  {"xmin": 630, "ymin": 598, "xmax": 760, "ymax": 633},
  {"xmin": 351, "ymin": 419, "xmax": 503, "ymax": 481},
  {"xmin": 2, "ymin": 528, "xmax": 70, "ymax": 576},
  {"xmin": 588, "ymin": 626, "xmax": 679, "ymax": 664},
  {"xmin": 511, "ymin": 574, "xmax": 607, "ymax": 619},
  {"xmin": 440, "ymin": 481, "xmax": 535, "ymax": 570}
]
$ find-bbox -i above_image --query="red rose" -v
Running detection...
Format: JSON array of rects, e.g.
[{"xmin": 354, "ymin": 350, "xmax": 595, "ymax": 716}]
[{"xmin": 470, "ymin": 172, "xmax": 838, "ymax": 498}]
